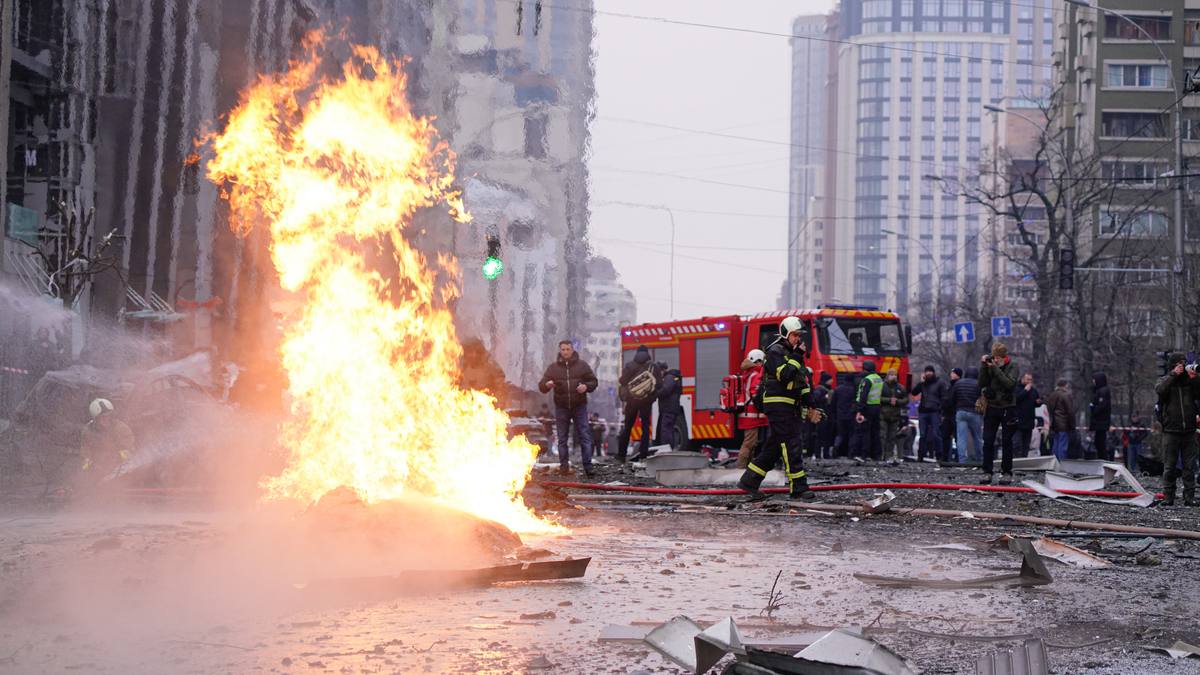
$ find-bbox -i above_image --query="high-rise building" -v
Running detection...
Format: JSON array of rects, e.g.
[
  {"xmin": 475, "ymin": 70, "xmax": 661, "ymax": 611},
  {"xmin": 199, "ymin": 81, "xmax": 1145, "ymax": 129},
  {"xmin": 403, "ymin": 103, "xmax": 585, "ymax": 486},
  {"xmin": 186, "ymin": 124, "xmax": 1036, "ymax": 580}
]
[
  {"xmin": 796, "ymin": 0, "xmax": 1056, "ymax": 314},
  {"xmin": 785, "ymin": 15, "xmax": 831, "ymax": 309}
]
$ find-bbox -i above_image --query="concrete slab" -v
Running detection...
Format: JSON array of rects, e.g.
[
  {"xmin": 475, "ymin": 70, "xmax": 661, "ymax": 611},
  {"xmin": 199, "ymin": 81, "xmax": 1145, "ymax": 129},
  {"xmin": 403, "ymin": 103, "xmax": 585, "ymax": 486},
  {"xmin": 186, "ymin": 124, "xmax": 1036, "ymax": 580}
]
[
  {"xmin": 638, "ymin": 451, "xmax": 711, "ymax": 478},
  {"xmin": 1058, "ymin": 459, "xmax": 1108, "ymax": 476},
  {"xmin": 654, "ymin": 468, "xmax": 786, "ymax": 487},
  {"xmin": 1012, "ymin": 456, "xmax": 1060, "ymax": 472},
  {"xmin": 1044, "ymin": 472, "xmax": 1105, "ymax": 492}
]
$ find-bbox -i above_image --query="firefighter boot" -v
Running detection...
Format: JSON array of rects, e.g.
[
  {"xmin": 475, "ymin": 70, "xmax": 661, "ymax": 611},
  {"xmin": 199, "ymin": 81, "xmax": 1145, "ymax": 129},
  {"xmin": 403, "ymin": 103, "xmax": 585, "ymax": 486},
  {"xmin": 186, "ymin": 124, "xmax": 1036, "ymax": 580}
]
[
  {"xmin": 789, "ymin": 478, "xmax": 816, "ymax": 501},
  {"xmin": 737, "ymin": 467, "xmax": 769, "ymax": 502}
]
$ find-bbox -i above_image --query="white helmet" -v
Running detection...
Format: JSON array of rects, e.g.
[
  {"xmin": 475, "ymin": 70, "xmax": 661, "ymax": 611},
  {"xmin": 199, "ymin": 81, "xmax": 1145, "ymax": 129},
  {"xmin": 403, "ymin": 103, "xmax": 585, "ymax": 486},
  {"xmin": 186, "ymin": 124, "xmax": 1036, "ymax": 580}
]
[
  {"xmin": 89, "ymin": 398, "xmax": 114, "ymax": 419},
  {"xmin": 779, "ymin": 316, "xmax": 804, "ymax": 338},
  {"xmin": 747, "ymin": 349, "xmax": 766, "ymax": 365}
]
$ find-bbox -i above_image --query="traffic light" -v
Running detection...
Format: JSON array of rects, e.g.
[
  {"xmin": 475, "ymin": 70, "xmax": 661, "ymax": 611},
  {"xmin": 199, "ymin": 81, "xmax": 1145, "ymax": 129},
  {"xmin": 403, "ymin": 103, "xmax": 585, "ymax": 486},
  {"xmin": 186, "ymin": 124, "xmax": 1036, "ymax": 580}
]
[
  {"xmin": 1058, "ymin": 248, "xmax": 1075, "ymax": 290},
  {"xmin": 1158, "ymin": 350, "xmax": 1173, "ymax": 375},
  {"xmin": 482, "ymin": 235, "xmax": 504, "ymax": 280}
]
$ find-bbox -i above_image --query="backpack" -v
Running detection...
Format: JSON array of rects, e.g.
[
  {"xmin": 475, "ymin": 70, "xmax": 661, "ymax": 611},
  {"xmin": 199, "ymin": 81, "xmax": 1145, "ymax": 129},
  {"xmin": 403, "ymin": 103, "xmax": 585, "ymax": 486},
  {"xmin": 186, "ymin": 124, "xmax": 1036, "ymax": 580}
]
[{"xmin": 626, "ymin": 365, "xmax": 658, "ymax": 402}]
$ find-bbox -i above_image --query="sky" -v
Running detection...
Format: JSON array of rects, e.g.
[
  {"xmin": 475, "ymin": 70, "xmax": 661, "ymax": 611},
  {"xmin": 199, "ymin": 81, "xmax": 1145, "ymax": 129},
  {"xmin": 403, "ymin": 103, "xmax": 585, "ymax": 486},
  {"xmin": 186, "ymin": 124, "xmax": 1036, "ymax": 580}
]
[{"xmin": 589, "ymin": 0, "xmax": 838, "ymax": 325}]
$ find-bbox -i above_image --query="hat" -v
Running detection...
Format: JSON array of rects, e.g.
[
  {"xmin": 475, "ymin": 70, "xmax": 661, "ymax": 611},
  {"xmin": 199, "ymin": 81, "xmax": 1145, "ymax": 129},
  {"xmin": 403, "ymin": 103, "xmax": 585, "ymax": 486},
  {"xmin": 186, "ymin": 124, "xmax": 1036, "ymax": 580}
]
[
  {"xmin": 991, "ymin": 342, "xmax": 1008, "ymax": 359},
  {"xmin": 924, "ymin": 365, "xmax": 936, "ymax": 374},
  {"xmin": 1170, "ymin": 352, "xmax": 1187, "ymax": 366},
  {"xmin": 863, "ymin": 361, "xmax": 876, "ymax": 373},
  {"xmin": 951, "ymin": 367, "xmax": 963, "ymax": 378}
]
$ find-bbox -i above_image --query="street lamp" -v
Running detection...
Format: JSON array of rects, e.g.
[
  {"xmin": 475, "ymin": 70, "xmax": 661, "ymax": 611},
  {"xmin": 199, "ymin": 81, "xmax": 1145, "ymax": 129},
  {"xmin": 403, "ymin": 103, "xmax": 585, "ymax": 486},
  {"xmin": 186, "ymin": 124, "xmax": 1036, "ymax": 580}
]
[{"xmin": 1065, "ymin": 0, "xmax": 1185, "ymax": 349}]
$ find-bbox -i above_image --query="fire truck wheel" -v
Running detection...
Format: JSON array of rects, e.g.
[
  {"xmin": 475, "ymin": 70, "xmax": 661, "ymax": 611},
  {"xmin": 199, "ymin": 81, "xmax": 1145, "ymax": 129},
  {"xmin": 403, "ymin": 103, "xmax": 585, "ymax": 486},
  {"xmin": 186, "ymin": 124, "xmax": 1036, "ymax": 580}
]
[{"xmin": 672, "ymin": 415, "xmax": 690, "ymax": 451}]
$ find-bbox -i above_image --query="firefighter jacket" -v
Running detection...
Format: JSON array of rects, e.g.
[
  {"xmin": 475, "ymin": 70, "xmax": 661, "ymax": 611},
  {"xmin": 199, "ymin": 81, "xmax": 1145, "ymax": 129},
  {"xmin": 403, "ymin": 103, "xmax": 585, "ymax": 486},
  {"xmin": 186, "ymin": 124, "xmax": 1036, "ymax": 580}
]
[
  {"xmin": 880, "ymin": 380, "xmax": 909, "ymax": 420},
  {"xmin": 539, "ymin": 352, "xmax": 598, "ymax": 410},
  {"xmin": 979, "ymin": 357, "xmax": 1018, "ymax": 408},
  {"xmin": 80, "ymin": 419, "xmax": 134, "ymax": 475},
  {"xmin": 856, "ymin": 372, "xmax": 884, "ymax": 412},
  {"xmin": 1155, "ymin": 370, "xmax": 1200, "ymax": 434},
  {"xmin": 737, "ymin": 365, "xmax": 767, "ymax": 430},
  {"xmin": 761, "ymin": 339, "xmax": 811, "ymax": 408}
]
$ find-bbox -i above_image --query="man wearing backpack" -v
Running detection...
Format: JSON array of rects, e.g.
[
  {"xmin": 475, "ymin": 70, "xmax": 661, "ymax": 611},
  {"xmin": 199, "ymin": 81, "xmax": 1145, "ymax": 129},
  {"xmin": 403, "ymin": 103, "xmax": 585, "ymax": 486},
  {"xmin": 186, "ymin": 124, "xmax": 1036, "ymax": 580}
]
[
  {"xmin": 1155, "ymin": 353, "xmax": 1200, "ymax": 506},
  {"xmin": 616, "ymin": 345, "xmax": 657, "ymax": 463},
  {"xmin": 736, "ymin": 350, "xmax": 767, "ymax": 469},
  {"xmin": 539, "ymin": 340, "xmax": 599, "ymax": 476}
]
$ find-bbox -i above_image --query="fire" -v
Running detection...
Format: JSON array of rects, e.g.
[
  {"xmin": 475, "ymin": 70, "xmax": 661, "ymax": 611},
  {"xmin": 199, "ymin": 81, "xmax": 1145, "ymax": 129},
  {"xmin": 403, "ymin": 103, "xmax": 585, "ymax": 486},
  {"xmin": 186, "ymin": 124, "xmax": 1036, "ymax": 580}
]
[{"xmin": 206, "ymin": 34, "xmax": 559, "ymax": 535}]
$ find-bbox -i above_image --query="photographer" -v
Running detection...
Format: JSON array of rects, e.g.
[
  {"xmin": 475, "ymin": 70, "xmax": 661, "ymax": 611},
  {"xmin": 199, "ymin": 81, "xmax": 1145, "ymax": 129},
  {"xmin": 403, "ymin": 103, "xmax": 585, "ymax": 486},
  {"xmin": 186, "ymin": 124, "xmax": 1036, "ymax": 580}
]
[
  {"xmin": 1154, "ymin": 353, "xmax": 1200, "ymax": 506},
  {"xmin": 978, "ymin": 343, "xmax": 1018, "ymax": 485}
]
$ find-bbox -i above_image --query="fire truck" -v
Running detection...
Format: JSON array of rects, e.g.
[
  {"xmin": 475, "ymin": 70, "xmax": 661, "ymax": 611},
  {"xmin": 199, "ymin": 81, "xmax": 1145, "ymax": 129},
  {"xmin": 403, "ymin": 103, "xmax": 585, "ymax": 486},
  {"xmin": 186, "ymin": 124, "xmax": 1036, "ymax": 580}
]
[{"xmin": 618, "ymin": 305, "xmax": 912, "ymax": 450}]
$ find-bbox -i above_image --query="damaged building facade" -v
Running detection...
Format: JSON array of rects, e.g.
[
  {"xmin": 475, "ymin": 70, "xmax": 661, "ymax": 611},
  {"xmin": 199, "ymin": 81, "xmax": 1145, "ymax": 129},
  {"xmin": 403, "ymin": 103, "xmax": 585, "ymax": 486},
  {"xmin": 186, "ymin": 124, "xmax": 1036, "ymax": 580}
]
[{"xmin": 0, "ymin": 0, "xmax": 597, "ymax": 393}]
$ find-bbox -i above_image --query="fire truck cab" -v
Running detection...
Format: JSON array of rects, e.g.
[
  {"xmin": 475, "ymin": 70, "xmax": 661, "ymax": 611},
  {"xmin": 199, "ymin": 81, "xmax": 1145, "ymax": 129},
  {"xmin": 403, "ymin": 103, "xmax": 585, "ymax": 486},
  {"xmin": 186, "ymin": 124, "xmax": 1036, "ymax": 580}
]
[{"xmin": 618, "ymin": 305, "xmax": 912, "ymax": 451}]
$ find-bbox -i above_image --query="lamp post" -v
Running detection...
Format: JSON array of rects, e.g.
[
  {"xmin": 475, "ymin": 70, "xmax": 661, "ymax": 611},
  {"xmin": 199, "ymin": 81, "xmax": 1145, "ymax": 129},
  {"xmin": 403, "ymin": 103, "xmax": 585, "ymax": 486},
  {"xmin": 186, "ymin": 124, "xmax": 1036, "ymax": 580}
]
[{"xmin": 1065, "ymin": 0, "xmax": 1185, "ymax": 349}]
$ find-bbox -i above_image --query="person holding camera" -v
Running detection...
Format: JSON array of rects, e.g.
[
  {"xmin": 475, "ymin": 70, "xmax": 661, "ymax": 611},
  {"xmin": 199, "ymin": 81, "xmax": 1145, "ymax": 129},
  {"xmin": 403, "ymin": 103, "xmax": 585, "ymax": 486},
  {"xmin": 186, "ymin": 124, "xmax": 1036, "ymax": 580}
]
[
  {"xmin": 978, "ymin": 342, "xmax": 1019, "ymax": 485},
  {"xmin": 1154, "ymin": 353, "xmax": 1200, "ymax": 506}
]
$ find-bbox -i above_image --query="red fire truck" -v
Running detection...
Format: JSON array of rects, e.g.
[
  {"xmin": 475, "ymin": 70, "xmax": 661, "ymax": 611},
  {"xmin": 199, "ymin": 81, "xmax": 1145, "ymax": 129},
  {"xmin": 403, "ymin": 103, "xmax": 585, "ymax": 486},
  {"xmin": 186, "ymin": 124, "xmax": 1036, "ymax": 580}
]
[{"xmin": 619, "ymin": 305, "xmax": 912, "ymax": 450}]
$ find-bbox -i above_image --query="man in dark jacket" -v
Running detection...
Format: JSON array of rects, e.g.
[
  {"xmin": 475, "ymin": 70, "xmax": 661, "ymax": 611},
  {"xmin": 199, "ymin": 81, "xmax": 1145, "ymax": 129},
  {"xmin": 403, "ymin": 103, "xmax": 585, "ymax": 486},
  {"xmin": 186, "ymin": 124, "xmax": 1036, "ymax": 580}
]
[
  {"xmin": 657, "ymin": 367, "xmax": 684, "ymax": 449},
  {"xmin": 738, "ymin": 317, "xmax": 816, "ymax": 500},
  {"xmin": 951, "ymin": 367, "xmax": 983, "ymax": 462},
  {"xmin": 806, "ymin": 370, "xmax": 830, "ymax": 459},
  {"xmin": 816, "ymin": 372, "xmax": 836, "ymax": 458},
  {"xmin": 1089, "ymin": 372, "xmax": 1112, "ymax": 461},
  {"xmin": 1046, "ymin": 379, "xmax": 1074, "ymax": 460},
  {"xmin": 616, "ymin": 345, "xmax": 656, "ymax": 462},
  {"xmin": 1155, "ymin": 354, "xmax": 1200, "ymax": 506},
  {"xmin": 978, "ymin": 342, "xmax": 1019, "ymax": 484},
  {"xmin": 1013, "ymin": 372, "xmax": 1042, "ymax": 458},
  {"xmin": 880, "ymin": 369, "xmax": 909, "ymax": 464},
  {"xmin": 941, "ymin": 368, "xmax": 961, "ymax": 462},
  {"xmin": 538, "ymin": 340, "xmax": 599, "ymax": 476},
  {"xmin": 829, "ymin": 375, "xmax": 858, "ymax": 458},
  {"xmin": 911, "ymin": 365, "xmax": 948, "ymax": 462}
]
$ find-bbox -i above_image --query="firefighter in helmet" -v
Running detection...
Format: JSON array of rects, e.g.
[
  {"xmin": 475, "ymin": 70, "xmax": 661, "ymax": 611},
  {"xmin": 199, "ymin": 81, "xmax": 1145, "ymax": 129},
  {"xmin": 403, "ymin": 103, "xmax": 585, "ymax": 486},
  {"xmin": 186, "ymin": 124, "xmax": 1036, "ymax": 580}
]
[
  {"xmin": 79, "ymin": 398, "xmax": 135, "ymax": 488},
  {"xmin": 737, "ymin": 316, "xmax": 817, "ymax": 500}
]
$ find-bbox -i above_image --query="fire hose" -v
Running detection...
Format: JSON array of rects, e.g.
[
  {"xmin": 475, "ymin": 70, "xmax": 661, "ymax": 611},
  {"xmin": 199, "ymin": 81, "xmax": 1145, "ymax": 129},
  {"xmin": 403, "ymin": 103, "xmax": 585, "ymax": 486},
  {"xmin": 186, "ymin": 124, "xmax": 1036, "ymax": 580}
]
[{"xmin": 539, "ymin": 481, "xmax": 1163, "ymax": 500}]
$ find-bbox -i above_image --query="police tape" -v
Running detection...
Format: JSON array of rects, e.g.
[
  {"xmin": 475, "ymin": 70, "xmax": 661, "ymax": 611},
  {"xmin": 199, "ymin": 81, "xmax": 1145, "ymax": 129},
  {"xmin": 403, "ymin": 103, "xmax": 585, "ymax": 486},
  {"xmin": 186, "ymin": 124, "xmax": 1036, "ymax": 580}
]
[{"xmin": 0, "ymin": 366, "xmax": 31, "ymax": 375}]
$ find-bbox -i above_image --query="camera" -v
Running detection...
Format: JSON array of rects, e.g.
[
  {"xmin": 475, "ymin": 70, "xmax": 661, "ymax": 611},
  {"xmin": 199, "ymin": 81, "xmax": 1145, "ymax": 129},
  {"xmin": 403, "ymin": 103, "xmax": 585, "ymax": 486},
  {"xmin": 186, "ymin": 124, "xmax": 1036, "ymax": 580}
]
[{"xmin": 1188, "ymin": 364, "xmax": 1198, "ymax": 375}]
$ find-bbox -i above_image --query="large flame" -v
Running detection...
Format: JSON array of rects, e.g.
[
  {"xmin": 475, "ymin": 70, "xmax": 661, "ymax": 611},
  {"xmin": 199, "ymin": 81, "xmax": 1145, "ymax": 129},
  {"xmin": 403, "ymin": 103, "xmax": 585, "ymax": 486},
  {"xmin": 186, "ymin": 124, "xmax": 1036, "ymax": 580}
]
[{"xmin": 206, "ymin": 34, "xmax": 558, "ymax": 534}]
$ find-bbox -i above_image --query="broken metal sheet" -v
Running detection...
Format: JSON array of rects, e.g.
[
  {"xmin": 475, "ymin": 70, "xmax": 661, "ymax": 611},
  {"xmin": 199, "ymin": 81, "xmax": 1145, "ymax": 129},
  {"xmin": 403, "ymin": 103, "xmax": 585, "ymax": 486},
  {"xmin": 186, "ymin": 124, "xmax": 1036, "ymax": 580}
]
[
  {"xmin": 1057, "ymin": 459, "xmax": 1108, "ymax": 476},
  {"xmin": 860, "ymin": 489, "xmax": 896, "ymax": 515},
  {"xmin": 654, "ymin": 467, "xmax": 787, "ymax": 487},
  {"xmin": 1102, "ymin": 462, "xmax": 1151, "ymax": 495},
  {"xmin": 1011, "ymin": 455, "xmax": 1060, "ymax": 472},
  {"xmin": 1043, "ymin": 471, "xmax": 1105, "ymax": 492},
  {"xmin": 694, "ymin": 617, "xmax": 744, "ymax": 674},
  {"xmin": 975, "ymin": 638, "xmax": 1049, "ymax": 675},
  {"xmin": 298, "ymin": 557, "xmax": 590, "ymax": 597},
  {"xmin": 989, "ymin": 536, "xmax": 1112, "ymax": 569},
  {"xmin": 638, "ymin": 451, "xmax": 712, "ymax": 478},
  {"xmin": 855, "ymin": 539, "xmax": 1052, "ymax": 589},
  {"xmin": 644, "ymin": 615, "xmax": 703, "ymax": 672},
  {"xmin": 1146, "ymin": 640, "xmax": 1200, "ymax": 659},
  {"xmin": 916, "ymin": 543, "xmax": 978, "ymax": 552},
  {"xmin": 1021, "ymin": 479, "xmax": 1154, "ymax": 508},
  {"xmin": 789, "ymin": 628, "xmax": 917, "ymax": 675}
]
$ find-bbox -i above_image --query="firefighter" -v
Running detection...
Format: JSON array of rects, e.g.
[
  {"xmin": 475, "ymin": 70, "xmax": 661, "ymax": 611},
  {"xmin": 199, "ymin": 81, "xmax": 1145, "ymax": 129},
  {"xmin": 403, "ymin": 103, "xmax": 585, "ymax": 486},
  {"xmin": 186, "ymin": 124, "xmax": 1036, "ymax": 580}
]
[
  {"xmin": 853, "ymin": 361, "xmax": 884, "ymax": 461},
  {"xmin": 735, "ymin": 350, "xmax": 767, "ymax": 469},
  {"xmin": 79, "ymin": 398, "xmax": 135, "ymax": 489},
  {"xmin": 737, "ymin": 317, "xmax": 816, "ymax": 500}
]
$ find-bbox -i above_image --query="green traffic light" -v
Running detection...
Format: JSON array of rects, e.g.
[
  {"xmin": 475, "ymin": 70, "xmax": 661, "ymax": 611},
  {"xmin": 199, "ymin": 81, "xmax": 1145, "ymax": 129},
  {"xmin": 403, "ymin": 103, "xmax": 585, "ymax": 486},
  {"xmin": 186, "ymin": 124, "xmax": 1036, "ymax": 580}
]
[{"xmin": 482, "ymin": 256, "xmax": 504, "ymax": 280}]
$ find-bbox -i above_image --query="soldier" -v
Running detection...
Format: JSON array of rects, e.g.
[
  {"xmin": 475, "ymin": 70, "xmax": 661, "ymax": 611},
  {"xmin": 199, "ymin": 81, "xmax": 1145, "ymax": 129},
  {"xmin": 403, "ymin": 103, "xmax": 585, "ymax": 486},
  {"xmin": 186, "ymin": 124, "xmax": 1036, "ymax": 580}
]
[
  {"xmin": 737, "ymin": 317, "xmax": 817, "ymax": 500},
  {"xmin": 879, "ymin": 369, "xmax": 909, "ymax": 464}
]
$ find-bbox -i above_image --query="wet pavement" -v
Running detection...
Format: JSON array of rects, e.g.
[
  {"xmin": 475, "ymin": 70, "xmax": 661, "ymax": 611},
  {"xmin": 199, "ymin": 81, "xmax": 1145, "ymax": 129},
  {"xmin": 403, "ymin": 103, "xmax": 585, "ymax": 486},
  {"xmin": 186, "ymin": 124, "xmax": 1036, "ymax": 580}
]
[{"xmin": 1, "ymin": 478, "xmax": 1199, "ymax": 675}]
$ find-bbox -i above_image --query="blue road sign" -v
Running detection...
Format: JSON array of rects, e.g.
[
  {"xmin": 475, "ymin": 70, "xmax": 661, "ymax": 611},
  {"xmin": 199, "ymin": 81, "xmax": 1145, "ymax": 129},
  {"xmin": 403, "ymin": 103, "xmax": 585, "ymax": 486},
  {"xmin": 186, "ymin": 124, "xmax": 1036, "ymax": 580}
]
[
  {"xmin": 991, "ymin": 316, "xmax": 1013, "ymax": 338},
  {"xmin": 954, "ymin": 322, "xmax": 975, "ymax": 343}
]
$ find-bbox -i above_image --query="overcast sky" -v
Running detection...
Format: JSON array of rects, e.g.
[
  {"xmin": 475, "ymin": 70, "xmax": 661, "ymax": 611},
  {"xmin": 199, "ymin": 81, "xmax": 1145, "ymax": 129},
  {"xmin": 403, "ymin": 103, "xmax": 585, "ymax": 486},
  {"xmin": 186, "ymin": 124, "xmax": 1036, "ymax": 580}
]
[{"xmin": 589, "ymin": 0, "xmax": 837, "ymax": 325}]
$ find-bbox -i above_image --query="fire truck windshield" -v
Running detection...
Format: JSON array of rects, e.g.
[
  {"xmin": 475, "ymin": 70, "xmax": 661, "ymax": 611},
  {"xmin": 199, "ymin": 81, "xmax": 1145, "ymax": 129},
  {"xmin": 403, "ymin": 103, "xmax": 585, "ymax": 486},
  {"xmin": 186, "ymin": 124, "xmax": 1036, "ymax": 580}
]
[{"xmin": 816, "ymin": 317, "xmax": 905, "ymax": 356}]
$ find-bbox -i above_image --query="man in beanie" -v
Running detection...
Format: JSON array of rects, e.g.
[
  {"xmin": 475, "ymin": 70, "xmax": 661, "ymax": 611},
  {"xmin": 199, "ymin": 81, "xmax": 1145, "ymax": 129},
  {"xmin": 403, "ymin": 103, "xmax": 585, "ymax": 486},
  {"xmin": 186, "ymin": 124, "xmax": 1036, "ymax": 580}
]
[
  {"xmin": 978, "ymin": 342, "xmax": 1019, "ymax": 484},
  {"xmin": 879, "ymin": 369, "xmax": 909, "ymax": 464},
  {"xmin": 1155, "ymin": 353, "xmax": 1200, "ymax": 506},
  {"xmin": 853, "ymin": 361, "xmax": 884, "ymax": 460}
]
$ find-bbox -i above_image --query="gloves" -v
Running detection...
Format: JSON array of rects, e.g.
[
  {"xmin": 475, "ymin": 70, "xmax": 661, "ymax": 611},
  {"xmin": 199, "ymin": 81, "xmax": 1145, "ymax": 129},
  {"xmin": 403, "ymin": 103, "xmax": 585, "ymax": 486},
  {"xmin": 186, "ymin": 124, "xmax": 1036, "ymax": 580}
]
[{"xmin": 806, "ymin": 408, "xmax": 827, "ymax": 424}]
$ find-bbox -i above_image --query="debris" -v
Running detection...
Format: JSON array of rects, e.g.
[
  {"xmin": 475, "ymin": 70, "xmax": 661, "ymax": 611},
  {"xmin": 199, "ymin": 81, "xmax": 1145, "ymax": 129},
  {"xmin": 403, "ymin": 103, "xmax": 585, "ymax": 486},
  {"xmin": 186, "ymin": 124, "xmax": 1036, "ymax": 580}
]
[
  {"xmin": 1043, "ymin": 472, "xmax": 1105, "ymax": 492},
  {"xmin": 760, "ymin": 570, "xmax": 786, "ymax": 619},
  {"xmin": 639, "ymin": 451, "xmax": 711, "ymax": 478},
  {"xmin": 643, "ymin": 616, "xmax": 704, "ymax": 672},
  {"xmin": 298, "ymin": 557, "xmax": 590, "ymax": 598},
  {"xmin": 1057, "ymin": 459, "xmax": 1108, "ymax": 475},
  {"xmin": 1011, "ymin": 456, "xmax": 1060, "ymax": 472},
  {"xmin": 855, "ymin": 539, "xmax": 1052, "ymax": 589},
  {"xmin": 1021, "ymin": 475, "xmax": 1153, "ymax": 508},
  {"xmin": 990, "ymin": 536, "xmax": 1112, "ymax": 569},
  {"xmin": 1146, "ymin": 640, "xmax": 1200, "ymax": 659},
  {"xmin": 788, "ymin": 628, "xmax": 917, "ymax": 675},
  {"xmin": 519, "ymin": 611, "xmax": 556, "ymax": 620},
  {"xmin": 526, "ymin": 655, "xmax": 555, "ymax": 670},
  {"xmin": 694, "ymin": 617, "xmax": 744, "ymax": 675},
  {"xmin": 860, "ymin": 489, "xmax": 896, "ymax": 514},
  {"xmin": 976, "ymin": 638, "xmax": 1049, "ymax": 675},
  {"xmin": 654, "ymin": 468, "xmax": 785, "ymax": 487},
  {"xmin": 1135, "ymin": 552, "xmax": 1162, "ymax": 566},
  {"xmin": 905, "ymin": 628, "xmax": 1037, "ymax": 643},
  {"xmin": 916, "ymin": 543, "xmax": 977, "ymax": 552},
  {"xmin": 600, "ymin": 623, "xmax": 817, "ymax": 652}
]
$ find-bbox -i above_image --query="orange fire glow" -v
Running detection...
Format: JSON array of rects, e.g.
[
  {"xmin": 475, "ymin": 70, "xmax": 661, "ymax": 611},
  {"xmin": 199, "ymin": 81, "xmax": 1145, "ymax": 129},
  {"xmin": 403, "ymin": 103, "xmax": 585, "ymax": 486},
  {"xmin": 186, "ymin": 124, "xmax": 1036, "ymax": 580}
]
[{"xmin": 206, "ymin": 34, "xmax": 559, "ymax": 534}]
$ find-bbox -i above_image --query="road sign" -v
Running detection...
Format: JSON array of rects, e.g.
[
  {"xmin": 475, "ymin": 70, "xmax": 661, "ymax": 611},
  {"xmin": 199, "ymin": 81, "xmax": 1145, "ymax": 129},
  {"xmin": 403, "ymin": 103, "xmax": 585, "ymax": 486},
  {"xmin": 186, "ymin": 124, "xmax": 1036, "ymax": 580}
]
[
  {"xmin": 991, "ymin": 316, "xmax": 1013, "ymax": 338},
  {"xmin": 954, "ymin": 322, "xmax": 975, "ymax": 343}
]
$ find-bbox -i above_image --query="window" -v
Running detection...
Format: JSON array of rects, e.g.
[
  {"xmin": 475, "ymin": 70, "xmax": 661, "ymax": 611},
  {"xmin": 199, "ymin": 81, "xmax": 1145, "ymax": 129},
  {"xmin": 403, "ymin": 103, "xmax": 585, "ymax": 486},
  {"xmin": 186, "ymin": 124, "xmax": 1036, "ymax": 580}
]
[
  {"xmin": 1104, "ymin": 15, "xmax": 1171, "ymax": 41},
  {"xmin": 524, "ymin": 114, "xmax": 547, "ymax": 158},
  {"xmin": 1100, "ymin": 111, "xmax": 1169, "ymax": 138},
  {"xmin": 1187, "ymin": 19, "xmax": 1200, "ymax": 46},
  {"xmin": 1099, "ymin": 210, "xmax": 1168, "ymax": 237},
  {"xmin": 1101, "ymin": 160, "xmax": 1169, "ymax": 186},
  {"xmin": 1105, "ymin": 63, "xmax": 1170, "ymax": 88},
  {"xmin": 693, "ymin": 337, "xmax": 728, "ymax": 410},
  {"xmin": 816, "ymin": 318, "xmax": 905, "ymax": 356}
]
